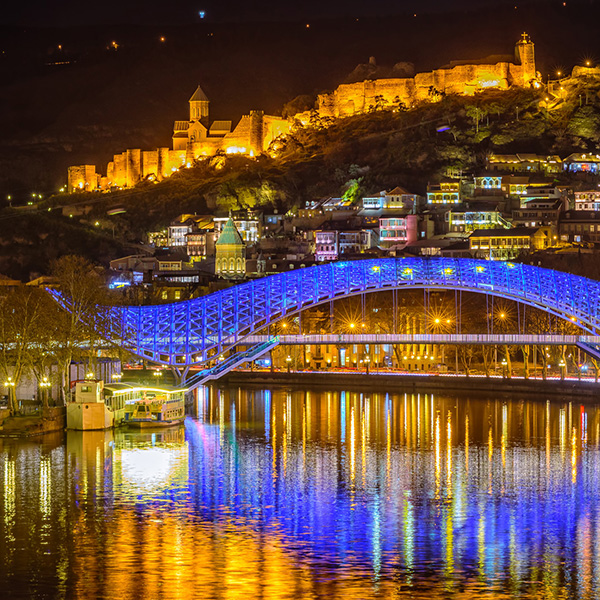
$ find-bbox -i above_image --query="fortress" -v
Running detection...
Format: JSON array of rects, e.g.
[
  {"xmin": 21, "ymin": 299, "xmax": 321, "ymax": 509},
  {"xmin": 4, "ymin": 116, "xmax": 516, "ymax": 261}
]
[
  {"xmin": 314, "ymin": 33, "xmax": 537, "ymax": 119},
  {"xmin": 67, "ymin": 34, "xmax": 537, "ymax": 193},
  {"xmin": 67, "ymin": 87, "xmax": 290, "ymax": 192}
]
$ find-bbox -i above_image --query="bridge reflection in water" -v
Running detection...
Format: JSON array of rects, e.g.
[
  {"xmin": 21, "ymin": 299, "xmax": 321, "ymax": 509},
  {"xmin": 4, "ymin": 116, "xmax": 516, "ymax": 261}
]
[{"xmin": 1, "ymin": 387, "xmax": 600, "ymax": 598}]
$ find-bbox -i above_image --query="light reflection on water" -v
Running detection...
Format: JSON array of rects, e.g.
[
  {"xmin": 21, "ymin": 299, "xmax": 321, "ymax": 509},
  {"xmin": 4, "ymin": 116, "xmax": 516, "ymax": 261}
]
[{"xmin": 1, "ymin": 387, "xmax": 600, "ymax": 598}]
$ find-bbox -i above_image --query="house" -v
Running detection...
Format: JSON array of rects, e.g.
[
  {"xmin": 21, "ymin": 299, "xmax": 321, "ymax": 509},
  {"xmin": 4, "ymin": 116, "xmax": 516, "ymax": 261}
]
[
  {"xmin": 574, "ymin": 190, "xmax": 600, "ymax": 211},
  {"xmin": 468, "ymin": 227, "xmax": 552, "ymax": 260},
  {"xmin": 426, "ymin": 180, "xmax": 462, "ymax": 204},
  {"xmin": 445, "ymin": 209, "xmax": 510, "ymax": 233},
  {"xmin": 559, "ymin": 210, "xmax": 600, "ymax": 243}
]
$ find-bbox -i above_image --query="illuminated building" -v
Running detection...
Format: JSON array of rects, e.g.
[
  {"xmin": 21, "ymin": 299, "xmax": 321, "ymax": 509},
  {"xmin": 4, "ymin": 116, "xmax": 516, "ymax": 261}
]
[
  {"xmin": 487, "ymin": 153, "xmax": 563, "ymax": 174},
  {"xmin": 67, "ymin": 86, "xmax": 291, "ymax": 192},
  {"xmin": 564, "ymin": 153, "xmax": 600, "ymax": 174},
  {"xmin": 314, "ymin": 34, "xmax": 538, "ymax": 119},
  {"xmin": 426, "ymin": 180, "xmax": 462, "ymax": 204},
  {"xmin": 446, "ymin": 209, "xmax": 511, "ymax": 233},
  {"xmin": 469, "ymin": 226, "xmax": 552, "ymax": 260},
  {"xmin": 512, "ymin": 199, "xmax": 562, "ymax": 231},
  {"xmin": 215, "ymin": 217, "xmax": 246, "ymax": 279},
  {"xmin": 213, "ymin": 215, "xmax": 260, "ymax": 244},
  {"xmin": 362, "ymin": 187, "xmax": 420, "ymax": 210},
  {"xmin": 378, "ymin": 214, "xmax": 421, "ymax": 247},
  {"xmin": 559, "ymin": 210, "xmax": 600, "ymax": 243},
  {"xmin": 314, "ymin": 229, "xmax": 378, "ymax": 261},
  {"xmin": 574, "ymin": 190, "xmax": 600, "ymax": 211}
]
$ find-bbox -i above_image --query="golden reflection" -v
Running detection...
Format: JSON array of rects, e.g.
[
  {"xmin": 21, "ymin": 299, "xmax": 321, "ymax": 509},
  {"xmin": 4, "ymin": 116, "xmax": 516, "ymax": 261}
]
[
  {"xmin": 4, "ymin": 390, "xmax": 600, "ymax": 599},
  {"xmin": 560, "ymin": 407, "xmax": 567, "ymax": 460},
  {"xmin": 465, "ymin": 414, "xmax": 469, "ymax": 473},
  {"xmin": 386, "ymin": 398, "xmax": 391, "ymax": 482},
  {"xmin": 3, "ymin": 457, "xmax": 15, "ymax": 545},
  {"xmin": 446, "ymin": 411, "xmax": 452, "ymax": 497},
  {"xmin": 39, "ymin": 456, "xmax": 51, "ymax": 518},
  {"xmin": 572, "ymin": 426, "xmax": 578, "ymax": 484},
  {"xmin": 361, "ymin": 399, "xmax": 367, "ymax": 488},
  {"xmin": 350, "ymin": 406, "xmax": 356, "ymax": 486},
  {"xmin": 402, "ymin": 493, "xmax": 414, "ymax": 582},
  {"xmin": 282, "ymin": 393, "xmax": 289, "ymax": 476},
  {"xmin": 434, "ymin": 411, "xmax": 441, "ymax": 500},
  {"xmin": 546, "ymin": 400, "xmax": 551, "ymax": 474},
  {"xmin": 501, "ymin": 403, "xmax": 507, "ymax": 469}
]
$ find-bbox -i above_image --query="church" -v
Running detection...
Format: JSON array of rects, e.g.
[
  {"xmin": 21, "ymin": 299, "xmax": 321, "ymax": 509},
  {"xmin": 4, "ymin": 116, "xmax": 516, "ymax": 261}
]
[{"xmin": 67, "ymin": 86, "xmax": 290, "ymax": 192}]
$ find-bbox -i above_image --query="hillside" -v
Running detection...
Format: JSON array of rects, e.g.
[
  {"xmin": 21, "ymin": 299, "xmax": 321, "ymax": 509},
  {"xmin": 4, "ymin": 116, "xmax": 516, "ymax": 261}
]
[
  {"xmin": 1, "ymin": 76, "xmax": 600, "ymax": 280},
  {"xmin": 2, "ymin": 1, "xmax": 600, "ymax": 199}
]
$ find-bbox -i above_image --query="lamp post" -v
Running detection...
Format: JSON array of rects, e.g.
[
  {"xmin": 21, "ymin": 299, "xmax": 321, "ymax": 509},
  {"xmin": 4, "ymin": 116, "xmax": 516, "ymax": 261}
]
[
  {"xmin": 40, "ymin": 376, "xmax": 51, "ymax": 406},
  {"xmin": 286, "ymin": 356, "xmax": 292, "ymax": 373},
  {"xmin": 153, "ymin": 369, "xmax": 163, "ymax": 383},
  {"xmin": 364, "ymin": 356, "xmax": 370, "ymax": 375},
  {"xmin": 4, "ymin": 376, "xmax": 15, "ymax": 410},
  {"xmin": 501, "ymin": 358, "xmax": 508, "ymax": 379},
  {"xmin": 111, "ymin": 372, "xmax": 122, "ymax": 383},
  {"xmin": 559, "ymin": 359, "xmax": 566, "ymax": 380}
]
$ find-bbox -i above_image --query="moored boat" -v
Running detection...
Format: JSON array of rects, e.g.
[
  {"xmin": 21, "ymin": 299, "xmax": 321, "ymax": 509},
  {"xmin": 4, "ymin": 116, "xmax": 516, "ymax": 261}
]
[
  {"xmin": 124, "ymin": 387, "xmax": 186, "ymax": 428},
  {"xmin": 67, "ymin": 380, "xmax": 127, "ymax": 430}
]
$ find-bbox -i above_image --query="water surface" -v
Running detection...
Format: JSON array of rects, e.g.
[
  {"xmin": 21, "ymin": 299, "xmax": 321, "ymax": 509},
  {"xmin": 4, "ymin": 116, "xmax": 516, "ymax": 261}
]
[{"xmin": 1, "ymin": 386, "xmax": 600, "ymax": 599}]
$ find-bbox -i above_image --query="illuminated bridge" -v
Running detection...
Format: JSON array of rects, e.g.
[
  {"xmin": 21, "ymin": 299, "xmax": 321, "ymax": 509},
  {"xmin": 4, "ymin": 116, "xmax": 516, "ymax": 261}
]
[{"xmin": 118, "ymin": 257, "xmax": 600, "ymax": 372}]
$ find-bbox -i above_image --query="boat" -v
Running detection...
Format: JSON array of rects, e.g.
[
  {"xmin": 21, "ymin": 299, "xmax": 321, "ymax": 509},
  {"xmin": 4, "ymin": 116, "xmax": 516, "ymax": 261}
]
[
  {"xmin": 123, "ymin": 387, "xmax": 186, "ymax": 428},
  {"xmin": 67, "ymin": 380, "xmax": 128, "ymax": 430},
  {"xmin": 67, "ymin": 381, "xmax": 186, "ymax": 431}
]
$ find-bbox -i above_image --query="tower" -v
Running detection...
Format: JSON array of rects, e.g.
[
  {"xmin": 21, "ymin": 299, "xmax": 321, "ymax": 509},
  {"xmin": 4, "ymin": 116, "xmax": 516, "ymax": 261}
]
[
  {"xmin": 514, "ymin": 33, "xmax": 536, "ymax": 85},
  {"xmin": 215, "ymin": 218, "xmax": 246, "ymax": 279},
  {"xmin": 189, "ymin": 85, "xmax": 209, "ymax": 125}
]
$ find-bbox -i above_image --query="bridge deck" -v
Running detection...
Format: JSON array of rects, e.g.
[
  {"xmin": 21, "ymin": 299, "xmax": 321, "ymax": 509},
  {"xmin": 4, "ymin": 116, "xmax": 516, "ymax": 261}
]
[{"xmin": 243, "ymin": 334, "xmax": 600, "ymax": 345}]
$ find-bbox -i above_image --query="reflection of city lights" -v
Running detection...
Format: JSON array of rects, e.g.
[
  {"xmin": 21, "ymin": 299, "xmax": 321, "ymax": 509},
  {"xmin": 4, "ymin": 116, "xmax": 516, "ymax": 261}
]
[{"xmin": 118, "ymin": 445, "xmax": 188, "ymax": 496}]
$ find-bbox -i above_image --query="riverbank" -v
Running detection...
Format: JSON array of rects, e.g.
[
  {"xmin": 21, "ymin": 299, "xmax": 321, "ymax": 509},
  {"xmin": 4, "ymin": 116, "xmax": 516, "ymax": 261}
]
[
  {"xmin": 0, "ymin": 407, "xmax": 66, "ymax": 437},
  {"xmin": 222, "ymin": 371, "xmax": 600, "ymax": 400}
]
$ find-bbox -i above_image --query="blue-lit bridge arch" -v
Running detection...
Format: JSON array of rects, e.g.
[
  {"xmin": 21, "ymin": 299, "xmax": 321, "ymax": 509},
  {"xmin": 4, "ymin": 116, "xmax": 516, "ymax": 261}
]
[{"xmin": 120, "ymin": 257, "xmax": 600, "ymax": 367}]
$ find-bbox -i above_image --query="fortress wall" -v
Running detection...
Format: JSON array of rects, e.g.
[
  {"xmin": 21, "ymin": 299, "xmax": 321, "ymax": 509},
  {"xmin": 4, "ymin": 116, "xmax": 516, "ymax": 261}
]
[
  {"xmin": 318, "ymin": 55, "xmax": 532, "ymax": 119},
  {"xmin": 142, "ymin": 150, "xmax": 159, "ymax": 179},
  {"xmin": 158, "ymin": 147, "xmax": 171, "ymax": 179},
  {"xmin": 317, "ymin": 93, "xmax": 337, "ymax": 118},
  {"xmin": 67, "ymin": 165, "xmax": 99, "ymax": 192},
  {"xmin": 362, "ymin": 78, "xmax": 416, "ymax": 109},
  {"xmin": 262, "ymin": 115, "xmax": 292, "ymax": 150},
  {"xmin": 167, "ymin": 150, "xmax": 186, "ymax": 172},
  {"xmin": 191, "ymin": 138, "xmax": 222, "ymax": 160},
  {"xmin": 112, "ymin": 153, "xmax": 127, "ymax": 188},
  {"xmin": 223, "ymin": 115, "xmax": 254, "ymax": 153},
  {"xmin": 249, "ymin": 111, "xmax": 264, "ymax": 155},
  {"xmin": 126, "ymin": 149, "xmax": 142, "ymax": 187}
]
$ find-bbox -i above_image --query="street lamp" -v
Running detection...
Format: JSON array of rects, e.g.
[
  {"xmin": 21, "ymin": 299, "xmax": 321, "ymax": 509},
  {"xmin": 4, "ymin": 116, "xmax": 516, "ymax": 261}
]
[
  {"xmin": 364, "ymin": 356, "xmax": 370, "ymax": 375},
  {"xmin": 501, "ymin": 358, "xmax": 508, "ymax": 379},
  {"xmin": 559, "ymin": 359, "xmax": 566, "ymax": 380},
  {"xmin": 85, "ymin": 370, "xmax": 95, "ymax": 380},
  {"xmin": 286, "ymin": 356, "xmax": 292, "ymax": 373},
  {"xmin": 111, "ymin": 372, "xmax": 122, "ymax": 382},
  {"xmin": 4, "ymin": 377, "xmax": 15, "ymax": 407},
  {"xmin": 40, "ymin": 376, "xmax": 51, "ymax": 405}
]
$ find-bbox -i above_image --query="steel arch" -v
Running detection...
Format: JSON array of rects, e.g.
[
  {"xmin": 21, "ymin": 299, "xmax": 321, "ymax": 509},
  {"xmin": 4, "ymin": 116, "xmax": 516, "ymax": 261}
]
[{"xmin": 120, "ymin": 257, "xmax": 600, "ymax": 366}]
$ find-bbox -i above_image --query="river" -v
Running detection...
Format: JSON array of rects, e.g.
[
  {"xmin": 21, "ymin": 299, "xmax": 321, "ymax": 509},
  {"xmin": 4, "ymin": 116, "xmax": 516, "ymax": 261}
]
[{"xmin": 1, "ymin": 385, "xmax": 600, "ymax": 599}]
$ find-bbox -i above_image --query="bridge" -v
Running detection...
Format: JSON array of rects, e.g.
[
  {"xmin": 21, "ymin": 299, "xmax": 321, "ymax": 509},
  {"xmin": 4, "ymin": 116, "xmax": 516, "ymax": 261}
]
[{"xmin": 118, "ymin": 257, "xmax": 600, "ymax": 372}]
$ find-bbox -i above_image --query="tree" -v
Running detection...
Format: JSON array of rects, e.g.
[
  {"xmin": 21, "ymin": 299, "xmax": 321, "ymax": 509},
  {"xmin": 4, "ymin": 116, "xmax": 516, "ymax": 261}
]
[
  {"xmin": 0, "ymin": 288, "xmax": 51, "ymax": 415},
  {"xmin": 50, "ymin": 256, "xmax": 119, "ymax": 402}
]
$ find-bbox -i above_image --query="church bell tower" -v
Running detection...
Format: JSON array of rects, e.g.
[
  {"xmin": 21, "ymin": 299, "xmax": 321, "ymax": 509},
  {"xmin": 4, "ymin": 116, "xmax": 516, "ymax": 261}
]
[{"xmin": 189, "ymin": 85, "xmax": 209, "ymax": 126}]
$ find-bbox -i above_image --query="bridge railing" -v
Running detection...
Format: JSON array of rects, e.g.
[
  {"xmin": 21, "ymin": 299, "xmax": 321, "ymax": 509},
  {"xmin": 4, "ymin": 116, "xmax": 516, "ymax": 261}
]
[{"xmin": 241, "ymin": 333, "xmax": 600, "ymax": 345}]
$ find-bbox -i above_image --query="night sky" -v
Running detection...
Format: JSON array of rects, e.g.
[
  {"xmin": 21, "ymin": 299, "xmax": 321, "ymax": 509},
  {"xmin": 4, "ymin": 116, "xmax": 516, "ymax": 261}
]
[{"xmin": 1, "ymin": 0, "xmax": 563, "ymax": 26}]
